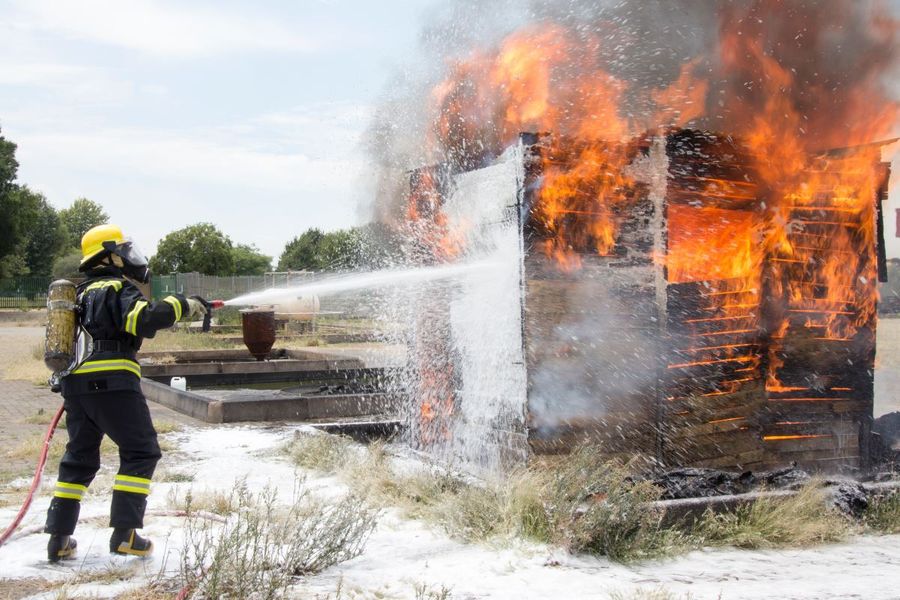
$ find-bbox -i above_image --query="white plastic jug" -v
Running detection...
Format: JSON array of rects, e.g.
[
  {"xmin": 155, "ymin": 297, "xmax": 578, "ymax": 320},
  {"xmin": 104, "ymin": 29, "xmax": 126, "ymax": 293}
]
[{"xmin": 170, "ymin": 376, "xmax": 187, "ymax": 391}]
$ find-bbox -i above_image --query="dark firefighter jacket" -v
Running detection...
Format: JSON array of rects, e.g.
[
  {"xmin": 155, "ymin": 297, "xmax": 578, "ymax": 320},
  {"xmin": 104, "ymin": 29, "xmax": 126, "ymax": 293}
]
[{"xmin": 64, "ymin": 267, "xmax": 189, "ymax": 384}]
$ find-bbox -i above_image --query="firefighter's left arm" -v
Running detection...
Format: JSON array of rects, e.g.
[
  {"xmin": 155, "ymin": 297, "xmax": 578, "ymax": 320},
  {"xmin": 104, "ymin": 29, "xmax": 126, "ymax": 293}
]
[{"xmin": 119, "ymin": 284, "xmax": 190, "ymax": 339}]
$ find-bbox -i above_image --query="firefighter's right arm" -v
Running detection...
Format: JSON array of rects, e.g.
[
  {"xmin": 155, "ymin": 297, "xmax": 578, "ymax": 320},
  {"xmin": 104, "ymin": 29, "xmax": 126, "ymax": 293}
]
[{"xmin": 119, "ymin": 285, "xmax": 189, "ymax": 339}]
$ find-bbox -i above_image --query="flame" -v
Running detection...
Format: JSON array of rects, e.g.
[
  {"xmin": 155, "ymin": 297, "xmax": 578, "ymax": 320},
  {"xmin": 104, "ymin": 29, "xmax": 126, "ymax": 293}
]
[
  {"xmin": 414, "ymin": 6, "xmax": 897, "ymax": 455},
  {"xmin": 423, "ymin": 6, "xmax": 897, "ymax": 285},
  {"xmin": 667, "ymin": 206, "xmax": 760, "ymax": 283}
]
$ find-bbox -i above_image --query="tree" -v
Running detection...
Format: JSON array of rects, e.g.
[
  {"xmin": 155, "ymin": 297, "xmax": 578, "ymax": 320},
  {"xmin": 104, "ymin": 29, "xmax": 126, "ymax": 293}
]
[
  {"xmin": 277, "ymin": 229, "xmax": 325, "ymax": 271},
  {"xmin": 0, "ymin": 185, "xmax": 68, "ymax": 278},
  {"xmin": 0, "ymin": 127, "xmax": 70, "ymax": 278},
  {"xmin": 60, "ymin": 198, "xmax": 108, "ymax": 246},
  {"xmin": 19, "ymin": 188, "xmax": 69, "ymax": 277},
  {"xmin": 0, "ymin": 127, "xmax": 21, "ymax": 264},
  {"xmin": 231, "ymin": 244, "xmax": 271, "ymax": 275},
  {"xmin": 149, "ymin": 223, "xmax": 234, "ymax": 275},
  {"xmin": 319, "ymin": 229, "xmax": 360, "ymax": 270},
  {"xmin": 275, "ymin": 224, "xmax": 407, "ymax": 273},
  {"xmin": 52, "ymin": 248, "xmax": 84, "ymax": 280}
]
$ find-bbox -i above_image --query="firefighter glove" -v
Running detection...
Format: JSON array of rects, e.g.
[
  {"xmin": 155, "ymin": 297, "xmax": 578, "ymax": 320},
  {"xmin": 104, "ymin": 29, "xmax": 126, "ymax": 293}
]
[{"xmin": 186, "ymin": 297, "xmax": 208, "ymax": 321}]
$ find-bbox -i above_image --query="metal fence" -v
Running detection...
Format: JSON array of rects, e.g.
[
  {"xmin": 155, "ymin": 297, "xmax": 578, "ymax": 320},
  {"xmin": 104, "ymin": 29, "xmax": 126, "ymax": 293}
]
[
  {"xmin": 0, "ymin": 276, "xmax": 53, "ymax": 309},
  {"xmin": 150, "ymin": 271, "xmax": 316, "ymax": 302},
  {"xmin": 150, "ymin": 271, "xmax": 383, "ymax": 318},
  {"xmin": 0, "ymin": 271, "xmax": 381, "ymax": 317}
]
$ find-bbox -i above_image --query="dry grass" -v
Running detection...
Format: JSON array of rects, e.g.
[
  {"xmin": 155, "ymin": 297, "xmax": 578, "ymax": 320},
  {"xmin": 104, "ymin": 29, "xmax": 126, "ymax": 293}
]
[
  {"xmin": 155, "ymin": 468, "xmax": 195, "ymax": 483},
  {"xmin": 413, "ymin": 582, "xmax": 453, "ymax": 600},
  {"xmin": 154, "ymin": 421, "xmax": 181, "ymax": 435},
  {"xmin": 0, "ymin": 341, "xmax": 50, "ymax": 384},
  {"xmin": 141, "ymin": 329, "xmax": 240, "ymax": 352},
  {"xmin": 287, "ymin": 436, "xmax": 857, "ymax": 562},
  {"xmin": 168, "ymin": 487, "xmax": 237, "ymax": 516},
  {"xmin": 609, "ymin": 588, "xmax": 695, "ymax": 600},
  {"xmin": 0, "ymin": 578, "xmax": 54, "ymax": 600},
  {"xmin": 535, "ymin": 449, "xmax": 682, "ymax": 560},
  {"xmin": 3, "ymin": 350, "xmax": 50, "ymax": 384},
  {"xmin": 284, "ymin": 431, "xmax": 355, "ymax": 473},
  {"xmin": 40, "ymin": 562, "xmax": 156, "ymax": 600},
  {"xmin": 864, "ymin": 491, "xmax": 900, "ymax": 534},
  {"xmin": 114, "ymin": 586, "xmax": 177, "ymax": 600},
  {"xmin": 691, "ymin": 481, "xmax": 849, "ymax": 549},
  {"xmin": 147, "ymin": 353, "xmax": 177, "ymax": 365},
  {"xmin": 5, "ymin": 430, "xmax": 67, "ymax": 463},
  {"xmin": 290, "ymin": 438, "xmax": 676, "ymax": 560},
  {"xmin": 23, "ymin": 408, "xmax": 67, "ymax": 427},
  {"xmin": 0, "ymin": 488, "xmax": 29, "ymax": 508}
]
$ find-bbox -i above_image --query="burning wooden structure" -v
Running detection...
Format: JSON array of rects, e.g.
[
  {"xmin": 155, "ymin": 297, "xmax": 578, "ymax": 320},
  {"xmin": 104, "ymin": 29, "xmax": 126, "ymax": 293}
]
[{"xmin": 404, "ymin": 129, "xmax": 891, "ymax": 474}]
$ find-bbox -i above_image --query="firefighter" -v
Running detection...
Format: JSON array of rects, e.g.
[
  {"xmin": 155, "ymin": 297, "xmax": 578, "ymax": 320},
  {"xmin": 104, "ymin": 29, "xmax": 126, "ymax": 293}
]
[{"xmin": 45, "ymin": 224, "xmax": 208, "ymax": 562}]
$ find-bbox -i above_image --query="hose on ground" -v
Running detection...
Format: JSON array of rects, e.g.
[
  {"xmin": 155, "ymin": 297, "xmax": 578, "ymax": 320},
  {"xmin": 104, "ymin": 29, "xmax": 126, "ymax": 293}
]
[{"xmin": 0, "ymin": 403, "xmax": 65, "ymax": 547}]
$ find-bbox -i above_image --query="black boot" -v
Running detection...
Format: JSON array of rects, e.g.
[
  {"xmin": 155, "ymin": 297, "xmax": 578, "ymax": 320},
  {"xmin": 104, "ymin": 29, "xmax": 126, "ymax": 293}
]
[
  {"xmin": 109, "ymin": 528, "xmax": 153, "ymax": 557},
  {"xmin": 47, "ymin": 534, "xmax": 77, "ymax": 562}
]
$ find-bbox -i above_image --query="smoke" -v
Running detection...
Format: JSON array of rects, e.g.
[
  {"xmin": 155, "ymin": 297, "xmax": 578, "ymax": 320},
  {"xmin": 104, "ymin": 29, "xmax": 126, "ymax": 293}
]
[{"xmin": 363, "ymin": 0, "xmax": 899, "ymax": 221}]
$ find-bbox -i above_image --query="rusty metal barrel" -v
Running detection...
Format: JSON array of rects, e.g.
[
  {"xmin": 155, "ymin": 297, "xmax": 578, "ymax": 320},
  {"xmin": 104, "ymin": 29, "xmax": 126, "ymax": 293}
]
[{"xmin": 241, "ymin": 309, "xmax": 276, "ymax": 361}]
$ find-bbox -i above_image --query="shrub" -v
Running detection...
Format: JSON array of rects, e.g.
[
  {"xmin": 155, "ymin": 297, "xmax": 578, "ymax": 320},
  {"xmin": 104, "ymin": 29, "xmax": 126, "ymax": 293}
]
[{"xmin": 178, "ymin": 482, "xmax": 378, "ymax": 599}]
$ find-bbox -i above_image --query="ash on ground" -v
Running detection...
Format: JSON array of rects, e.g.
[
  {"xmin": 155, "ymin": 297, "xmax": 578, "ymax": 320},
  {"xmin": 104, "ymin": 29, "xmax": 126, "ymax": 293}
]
[
  {"xmin": 652, "ymin": 466, "xmax": 811, "ymax": 500},
  {"xmin": 651, "ymin": 465, "xmax": 896, "ymax": 518}
]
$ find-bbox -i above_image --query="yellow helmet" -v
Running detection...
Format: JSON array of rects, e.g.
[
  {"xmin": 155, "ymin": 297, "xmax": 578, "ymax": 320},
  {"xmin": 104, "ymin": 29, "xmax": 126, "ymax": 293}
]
[{"xmin": 80, "ymin": 224, "xmax": 125, "ymax": 266}]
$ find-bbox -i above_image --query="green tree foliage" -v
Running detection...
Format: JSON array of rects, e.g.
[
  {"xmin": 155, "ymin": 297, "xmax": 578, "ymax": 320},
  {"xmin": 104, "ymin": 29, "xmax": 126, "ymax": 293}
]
[
  {"xmin": 0, "ymin": 183, "xmax": 68, "ymax": 278},
  {"xmin": 52, "ymin": 248, "xmax": 84, "ymax": 280},
  {"xmin": 232, "ymin": 244, "xmax": 271, "ymax": 276},
  {"xmin": 0, "ymin": 126, "xmax": 86, "ymax": 278},
  {"xmin": 149, "ymin": 223, "xmax": 235, "ymax": 275},
  {"xmin": 277, "ymin": 228, "xmax": 326, "ymax": 271},
  {"xmin": 319, "ymin": 229, "xmax": 360, "ymax": 271},
  {"xmin": 60, "ymin": 197, "xmax": 109, "ymax": 246},
  {"xmin": 19, "ymin": 188, "xmax": 69, "ymax": 277},
  {"xmin": 277, "ymin": 224, "xmax": 405, "ymax": 273},
  {"xmin": 0, "ymin": 127, "xmax": 22, "ymax": 264}
]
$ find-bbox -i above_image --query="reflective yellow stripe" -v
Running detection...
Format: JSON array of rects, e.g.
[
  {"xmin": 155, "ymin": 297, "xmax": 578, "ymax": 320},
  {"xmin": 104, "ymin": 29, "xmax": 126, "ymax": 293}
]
[
  {"xmin": 113, "ymin": 484, "xmax": 150, "ymax": 495},
  {"xmin": 163, "ymin": 296, "xmax": 182, "ymax": 321},
  {"xmin": 54, "ymin": 481, "xmax": 87, "ymax": 500},
  {"xmin": 85, "ymin": 280, "xmax": 123, "ymax": 292},
  {"xmin": 115, "ymin": 474, "xmax": 151, "ymax": 485},
  {"xmin": 56, "ymin": 482, "xmax": 88, "ymax": 491},
  {"xmin": 125, "ymin": 300, "xmax": 149, "ymax": 336},
  {"xmin": 54, "ymin": 491, "xmax": 84, "ymax": 500},
  {"xmin": 73, "ymin": 359, "xmax": 141, "ymax": 378},
  {"xmin": 114, "ymin": 474, "xmax": 151, "ymax": 496}
]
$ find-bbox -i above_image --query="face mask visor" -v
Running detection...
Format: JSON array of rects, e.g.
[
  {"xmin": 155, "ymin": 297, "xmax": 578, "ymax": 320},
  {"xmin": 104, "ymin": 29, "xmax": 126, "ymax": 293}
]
[
  {"xmin": 116, "ymin": 240, "xmax": 149, "ymax": 268},
  {"xmin": 102, "ymin": 239, "xmax": 151, "ymax": 283}
]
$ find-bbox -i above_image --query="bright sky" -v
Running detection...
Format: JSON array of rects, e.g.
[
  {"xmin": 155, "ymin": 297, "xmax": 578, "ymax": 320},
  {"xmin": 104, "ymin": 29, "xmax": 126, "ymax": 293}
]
[
  {"xmin": 1, "ymin": 0, "xmax": 898, "ymax": 261},
  {"xmin": 0, "ymin": 0, "xmax": 433, "ymax": 259}
]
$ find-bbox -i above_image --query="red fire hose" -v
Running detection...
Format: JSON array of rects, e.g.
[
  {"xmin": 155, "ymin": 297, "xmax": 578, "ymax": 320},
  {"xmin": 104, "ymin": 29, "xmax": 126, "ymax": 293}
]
[{"xmin": 0, "ymin": 403, "xmax": 65, "ymax": 547}]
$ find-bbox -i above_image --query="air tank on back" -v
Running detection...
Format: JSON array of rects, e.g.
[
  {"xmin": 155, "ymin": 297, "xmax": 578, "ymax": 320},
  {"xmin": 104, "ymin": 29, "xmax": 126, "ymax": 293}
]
[{"xmin": 44, "ymin": 279, "xmax": 77, "ymax": 374}]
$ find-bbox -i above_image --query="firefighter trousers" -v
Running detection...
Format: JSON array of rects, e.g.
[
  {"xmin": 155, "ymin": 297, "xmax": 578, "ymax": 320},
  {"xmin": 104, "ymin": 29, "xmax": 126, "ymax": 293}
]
[{"xmin": 45, "ymin": 373, "xmax": 161, "ymax": 535}]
